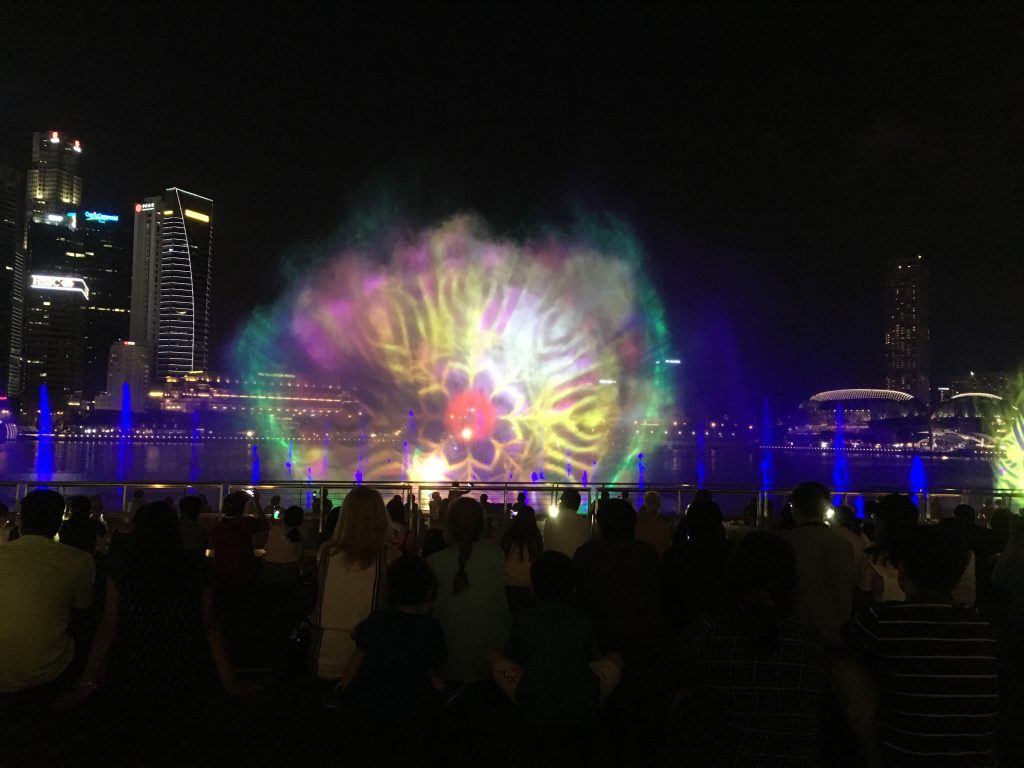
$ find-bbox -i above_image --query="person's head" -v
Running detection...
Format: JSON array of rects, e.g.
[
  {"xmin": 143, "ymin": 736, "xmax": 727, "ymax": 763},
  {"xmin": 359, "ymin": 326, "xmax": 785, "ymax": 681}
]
[
  {"xmin": 874, "ymin": 493, "xmax": 919, "ymax": 553},
  {"xmin": 20, "ymin": 490, "xmax": 66, "ymax": 536},
  {"xmin": 558, "ymin": 488, "xmax": 581, "ymax": 513},
  {"xmin": 596, "ymin": 498, "xmax": 637, "ymax": 539},
  {"xmin": 479, "ymin": 493, "xmax": 488, "ymax": 505},
  {"xmin": 431, "ymin": 491, "xmax": 442, "ymax": 502},
  {"xmin": 790, "ymin": 482, "xmax": 831, "ymax": 523},
  {"xmin": 89, "ymin": 495, "xmax": 103, "ymax": 515},
  {"xmin": 420, "ymin": 527, "xmax": 447, "ymax": 559},
  {"xmin": 270, "ymin": 495, "xmax": 281, "ymax": 507},
  {"xmin": 516, "ymin": 492, "xmax": 527, "ymax": 505},
  {"xmin": 128, "ymin": 501, "xmax": 185, "ymax": 601},
  {"xmin": 66, "ymin": 495, "xmax": 91, "ymax": 519},
  {"xmin": 684, "ymin": 498, "xmax": 724, "ymax": 541},
  {"xmin": 730, "ymin": 530, "xmax": 798, "ymax": 652},
  {"xmin": 179, "ymin": 495, "xmax": 202, "ymax": 522},
  {"xmin": 388, "ymin": 555, "xmax": 435, "ymax": 608},
  {"xmin": 503, "ymin": 504, "xmax": 541, "ymax": 559},
  {"xmin": 133, "ymin": 489, "xmax": 144, "ymax": 500},
  {"xmin": 446, "ymin": 496, "xmax": 485, "ymax": 595},
  {"xmin": 834, "ymin": 505, "xmax": 858, "ymax": 532},
  {"xmin": 530, "ymin": 551, "xmax": 576, "ymax": 602},
  {"xmin": 222, "ymin": 491, "xmax": 249, "ymax": 518},
  {"xmin": 0, "ymin": 502, "xmax": 10, "ymax": 522},
  {"xmin": 953, "ymin": 504, "xmax": 977, "ymax": 524},
  {"xmin": 386, "ymin": 495, "xmax": 405, "ymax": 526},
  {"xmin": 283, "ymin": 505, "xmax": 304, "ymax": 542},
  {"xmin": 642, "ymin": 491, "xmax": 662, "ymax": 516},
  {"xmin": 330, "ymin": 487, "xmax": 390, "ymax": 567},
  {"xmin": 322, "ymin": 496, "xmax": 333, "ymax": 513},
  {"xmin": 898, "ymin": 524, "xmax": 970, "ymax": 598}
]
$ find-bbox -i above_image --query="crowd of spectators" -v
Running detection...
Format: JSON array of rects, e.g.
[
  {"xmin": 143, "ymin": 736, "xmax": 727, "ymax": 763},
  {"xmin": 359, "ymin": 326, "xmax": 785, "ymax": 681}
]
[{"xmin": 0, "ymin": 481, "xmax": 1022, "ymax": 767}]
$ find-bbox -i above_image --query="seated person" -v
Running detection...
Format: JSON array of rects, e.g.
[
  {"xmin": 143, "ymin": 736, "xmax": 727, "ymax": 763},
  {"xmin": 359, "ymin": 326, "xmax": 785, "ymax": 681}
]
[
  {"xmin": 845, "ymin": 525, "xmax": 998, "ymax": 768},
  {"xmin": 666, "ymin": 531, "xmax": 827, "ymax": 768},
  {"xmin": 488, "ymin": 551, "xmax": 623, "ymax": 726},
  {"xmin": 338, "ymin": 555, "xmax": 447, "ymax": 723},
  {"xmin": 58, "ymin": 495, "xmax": 107, "ymax": 555},
  {"xmin": 178, "ymin": 495, "xmax": 210, "ymax": 555},
  {"xmin": 0, "ymin": 490, "xmax": 95, "ymax": 694}
]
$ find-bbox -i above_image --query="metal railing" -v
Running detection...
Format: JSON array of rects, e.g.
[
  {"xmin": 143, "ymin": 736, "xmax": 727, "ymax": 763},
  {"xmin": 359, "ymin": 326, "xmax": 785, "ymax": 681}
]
[{"xmin": 4, "ymin": 479, "xmax": 1022, "ymax": 529}]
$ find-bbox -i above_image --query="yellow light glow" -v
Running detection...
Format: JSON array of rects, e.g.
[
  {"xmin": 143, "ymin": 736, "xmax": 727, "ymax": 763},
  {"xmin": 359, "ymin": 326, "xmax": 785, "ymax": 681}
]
[
  {"xmin": 548, "ymin": 504, "xmax": 559, "ymax": 519},
  {"xmin": 460, "ymin": 427, "xmax": 473, "ymax": 440},
  {"xmin": 412, "ymin": 454, "xmax": 448, "ymax": 483},
  {"xmin": 147, "ymin": 391, "xmax": 164, "ymax": 398},
  {"xmin": 163, "ymin": 210, "xmax": 174, "ymax": 215},
  {"xmin": 184, "ymin": 209, "xmax": 210, "ymax": 223}
]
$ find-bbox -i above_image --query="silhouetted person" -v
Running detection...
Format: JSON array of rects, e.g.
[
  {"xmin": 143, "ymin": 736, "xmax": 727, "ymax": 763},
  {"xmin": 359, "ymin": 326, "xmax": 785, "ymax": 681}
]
[
  {"xmin": 177, "ymin": 495, "xmax": 209, "ymax": 555},
  {"xmin": 543, "ymin": 489, "xmax": 591, "ymax": 558},
  {"xmin": 210, "ymin": 490, "xmax": 268, "ymax": 592},
  {"xmin": 662, "ymin": 497, "xmax": 734, "ymax": 630},
  {"xmin": 779, "ymin": 482, "xmax": 854, "ymax": 648},
  {"xmin": 502, "ymin": 505, "xmax": 543, "ymax": 614},
  {"xmin": 59, "ymin": 495, "xmax": 106, "ymax": 555},
  {"xmin": 846, "ymin": 524, "xmax": 998, "ymax": 767},
  {"xmin": 0, "ymin": 490, "xmax": 94, "ymax": 695},
  {"xmin": 667, "ymin": 531, "xmax": 826, "ymax": 767}
]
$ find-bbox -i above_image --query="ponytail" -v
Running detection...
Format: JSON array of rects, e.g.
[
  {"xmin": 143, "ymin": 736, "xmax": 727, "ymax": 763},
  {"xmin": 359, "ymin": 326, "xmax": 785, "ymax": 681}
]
[
  {"xmin": 446, "ymin": 497, "xmax": 485, "ymax": 595},
  {"xmin": 453, "ymin": 540, "xmax": 473, "ymax": 594}
]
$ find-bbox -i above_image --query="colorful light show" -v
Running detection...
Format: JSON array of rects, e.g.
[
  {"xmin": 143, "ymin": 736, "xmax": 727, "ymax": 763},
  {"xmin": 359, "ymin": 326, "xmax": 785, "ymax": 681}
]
[
  {"xmin": 995, "ymin": 371, "xmax": 1024, "ymax": 493},
  {"xmin": 233, "ymin": 214, "xmax": 673, "ymax": 483}
]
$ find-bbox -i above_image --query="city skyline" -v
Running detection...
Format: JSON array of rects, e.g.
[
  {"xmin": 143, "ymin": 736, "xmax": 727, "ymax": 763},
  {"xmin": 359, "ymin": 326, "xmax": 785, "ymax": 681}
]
[{"xmin": 3, "ymin": 3, "xmax": 1023, "ymax": 415}]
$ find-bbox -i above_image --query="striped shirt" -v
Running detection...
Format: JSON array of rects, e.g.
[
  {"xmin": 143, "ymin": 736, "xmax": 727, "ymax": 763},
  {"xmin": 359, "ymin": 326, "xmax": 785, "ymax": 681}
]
[{"xmin": 845, "ymin": 601, "xmax": 998, "ymax": 767}]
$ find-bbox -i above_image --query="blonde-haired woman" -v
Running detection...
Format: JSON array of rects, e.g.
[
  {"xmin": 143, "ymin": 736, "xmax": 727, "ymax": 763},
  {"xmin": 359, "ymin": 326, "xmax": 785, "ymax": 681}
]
[{"xmin": 310, "ymin": 487, "xmax": 400, "ymax": 680}]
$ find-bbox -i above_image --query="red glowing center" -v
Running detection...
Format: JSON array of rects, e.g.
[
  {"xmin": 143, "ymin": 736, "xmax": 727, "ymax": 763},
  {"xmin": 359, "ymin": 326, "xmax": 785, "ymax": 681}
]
[{"xmin": 446, "ymin": 389, "xmax": 497, "ymax": 443}]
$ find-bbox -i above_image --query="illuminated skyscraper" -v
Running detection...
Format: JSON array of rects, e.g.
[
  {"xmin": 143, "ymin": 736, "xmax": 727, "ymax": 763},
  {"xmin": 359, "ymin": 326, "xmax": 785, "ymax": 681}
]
[
  {"xmin": 884, "ymin": 254, "xmax": 930, "ymax": 405},
  {"xmin": 24, "ymin": 131, "xmax": 82, "ymax": 247},
  {"xmin": 0, "ymin": 163, "xmax": 23, "ymax": 397},
  {"xmin": 130, "ymin": 188, "xmax": 213, "ymax": 379}
]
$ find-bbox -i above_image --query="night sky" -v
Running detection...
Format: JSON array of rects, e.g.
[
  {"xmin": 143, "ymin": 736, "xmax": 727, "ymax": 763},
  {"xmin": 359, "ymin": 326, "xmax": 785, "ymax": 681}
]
[{"xmin": 4, "ymin": 2, "xmax": 1023, "ymax": 417}]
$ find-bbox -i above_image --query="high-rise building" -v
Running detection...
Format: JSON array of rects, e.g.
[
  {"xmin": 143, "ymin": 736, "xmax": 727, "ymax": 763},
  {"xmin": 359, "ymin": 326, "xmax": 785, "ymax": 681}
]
[
  {"xmin": 21, "ymin": 271, "xmax": 90, "ymax": 414},
  {"xmin": 0, "ymin": 163, "xmax": 24, "ymax": 397},
  {"xmin": 94, "ymin": 340, "xmax": 151, "ymax": 413},
  {"xmin": 24, "ymin": 131, "xmax": 82, "ymax": 247},
  {"xmin": 130, "ymin": 188, "xmax": 213, "ymax": 379},
  {"xmin": 19, "ymin": 212, "xmax": 130, "ymax": 410},
  {"xmin": 884, "ymin": 254, "xmax": 930, "ymax": 405}
]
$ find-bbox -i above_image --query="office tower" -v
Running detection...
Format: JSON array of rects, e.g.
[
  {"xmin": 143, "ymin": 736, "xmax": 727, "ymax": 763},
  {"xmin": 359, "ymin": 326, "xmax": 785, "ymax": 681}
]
[
  {"xmin": 78, "ymin": 212, "xmax": 131, "ymax": 397},
  {"xmin": 19, "ymin": 211, "xmax": 130, "ymax": 409},
  {"xmin": 94, "ymin": 340, "xmax": 151, "ymax": 413},
  {"xmin": 884, "ymin": 254, "xmax": 930, "ymax": 405},
  {"xmin": 22, "ymin": 271, "xmax": 90, "ymax": 413},
  {"xmin": 0, "ymin": 164, "xmax": 23, "ymax": 397},
  {"xmin": 24, "ymin": 131, "xmax": 82, "ymax": 247},
  {"xmin": 130, "ymin": 188, "xmax": 213, "ymax": 379}
]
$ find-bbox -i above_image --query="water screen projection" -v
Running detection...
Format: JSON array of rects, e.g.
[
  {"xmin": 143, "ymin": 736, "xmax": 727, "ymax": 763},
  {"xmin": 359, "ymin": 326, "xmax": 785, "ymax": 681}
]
[
  {"xmin": 995, "ymin": 372, "xmax": 1024, "ymax": 495},
  {"xmin": 233, "ymin": 215, "xmax": 673, "ymax": 483}
]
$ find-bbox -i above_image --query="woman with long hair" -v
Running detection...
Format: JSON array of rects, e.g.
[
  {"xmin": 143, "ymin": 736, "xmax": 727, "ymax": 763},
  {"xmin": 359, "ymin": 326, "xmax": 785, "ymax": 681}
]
[
  {"xmin": 60, "ymin": 502, "xmax": 245, "ymax": 707},
  {"xmin": 501, "ymin": 505, "xmax": 543, "ymax": 614},
  {"xmin": 428, "ymin": 496, "xmax": 511, "ymax": 683},
  {"xmin": 310, "ymin": 487, "xmax": 400, "ymax": 680},
  {"xmin": 666, "ymin": 531, "xmax": 827, "ymax": 767}
]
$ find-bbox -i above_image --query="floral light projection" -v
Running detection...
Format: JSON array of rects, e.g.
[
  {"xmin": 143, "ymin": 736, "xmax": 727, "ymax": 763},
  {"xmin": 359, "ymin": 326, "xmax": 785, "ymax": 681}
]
[{"xmin": 233, "ymin": 214, "xmax": 673, "ymax": 483}]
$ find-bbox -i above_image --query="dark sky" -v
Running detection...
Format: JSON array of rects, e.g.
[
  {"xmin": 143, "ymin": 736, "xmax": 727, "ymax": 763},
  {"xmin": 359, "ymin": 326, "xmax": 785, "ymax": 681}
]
[{"xmin": 4, "ymin": 2, "xmax": 1023, "ymax": 416}]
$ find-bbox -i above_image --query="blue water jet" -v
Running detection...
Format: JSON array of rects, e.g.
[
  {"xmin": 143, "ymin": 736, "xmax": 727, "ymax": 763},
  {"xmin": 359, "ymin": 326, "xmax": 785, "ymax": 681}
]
[
  {"xmin": 117, "ymin": 382, "xmax": 132, "ymax": 482},
  {"xmin": 637, "ymin": 452, "xmax": 645, "ymax": 488},
  {"xmin": 696, "ymin": 420, "xmax": 706, "ymax": 487},
  {"xmin": 306, "ymin": 467, "xmax": 313, "ymax": 508},
  {"xmin": 286, "ymin": 439, "xmax": 294, "ymax": 479},
  {"xmin": 35, "ymin": 383, "xmax": 53, "ymax": 482},
  {"xmin": 188, "ymin": 410, "xmax": 200, "ymax": 485},
  {"xmin": 581, "ymin": 469, "xmax": 589, "ymax": 487},
  {"xmin": 832, "ymin": 403, "xmax": 850, "ymax": 503},
  {"xmin": 909, "ymin": 454, "xmax": 926, "ymax": 508},
  {"xmin": 566, "ymin": 450, "xmax": 572, "ymax": 481},
  {"xmin": 251, "ymin": 444, "xmax": 261, "ymax": 484},
  {"xmin": 759, "ymin": 398, "xmax": 775, "ymax": 491}
]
